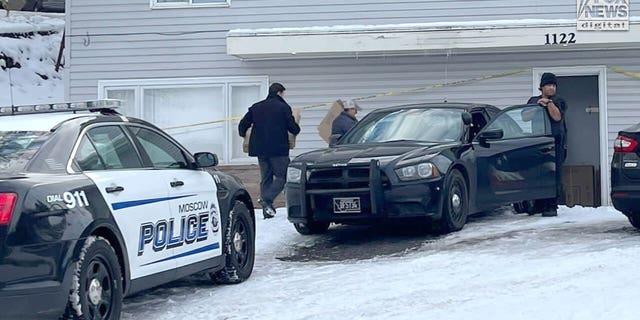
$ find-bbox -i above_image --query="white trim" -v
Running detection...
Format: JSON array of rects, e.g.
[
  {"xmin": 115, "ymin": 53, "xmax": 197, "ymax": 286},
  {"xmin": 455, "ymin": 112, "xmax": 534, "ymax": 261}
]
[
  {"xmin": 532, "ymin": 66, "xmax": 610, "ymax": 206},
  {"xmin": 98, "ymin": 76, "xmax": 267, "ymax": 165},
  {"xmin": 227, "ymin": 19, "xmax": 640, "ymax": 60},
  {"xmin": 150, "ymin": 0, "xmax": 229, "ymax": 9},
  {"xmin": 98, "ymin": 76, "xmax": 267, "ymax": 88}
]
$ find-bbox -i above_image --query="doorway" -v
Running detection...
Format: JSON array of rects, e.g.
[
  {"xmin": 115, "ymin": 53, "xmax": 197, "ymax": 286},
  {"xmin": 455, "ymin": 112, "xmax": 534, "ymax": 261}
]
[{"xmin": 533, "ymin": 67, "xmax": 609, "ymax": 207}]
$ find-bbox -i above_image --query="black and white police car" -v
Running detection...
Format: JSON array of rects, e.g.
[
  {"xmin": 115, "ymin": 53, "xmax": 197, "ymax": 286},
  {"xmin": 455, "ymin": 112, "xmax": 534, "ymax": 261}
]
[{"xmin": 0, "ymin": 100, "xmax": 256, "ymax": 320}]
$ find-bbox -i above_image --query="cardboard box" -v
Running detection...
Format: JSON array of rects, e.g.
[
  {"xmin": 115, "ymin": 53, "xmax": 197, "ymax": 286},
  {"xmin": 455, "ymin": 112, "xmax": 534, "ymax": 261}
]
[
  {"xmin": 562, "ymin": 165, "xmax": 596, "ymax": 207},
  {"xmin": 317, "ymin": 100, "xmax": 345, "ymax": 143}
]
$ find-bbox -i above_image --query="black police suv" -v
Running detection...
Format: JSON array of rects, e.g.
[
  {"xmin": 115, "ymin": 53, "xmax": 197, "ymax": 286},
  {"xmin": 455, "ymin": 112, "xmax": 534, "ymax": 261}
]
[
  {"xmin": 286, "ymin": 102, "xmax": 559, "ymax": 235},
  {"xmin": 611, "ymin": 123, "xmax": 640, "ymax": 228},
  {"xmin": 0, "ymin": 100, "xmax": 255, "ymax": 319}
]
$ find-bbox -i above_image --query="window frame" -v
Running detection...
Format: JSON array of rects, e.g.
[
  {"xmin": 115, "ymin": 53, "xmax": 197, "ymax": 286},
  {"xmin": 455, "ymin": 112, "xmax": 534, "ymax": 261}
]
[
  {"xmin": 477, "ymin": 105, "xmax": 552, "ymax": 142},
  {"xmin": 98, "ymin": 76, "xmax": 268, "ymax": 164},
  {"xmin": 69, "ymin": 124, "xmax": 145, "ymax": 173},
  {"xmin": 125, "ymin": 124, "xmax": 194, "ymax": 170},
  {"xmin": 150, "ymin": 0, "xmax": 230, "ymax": 9}
]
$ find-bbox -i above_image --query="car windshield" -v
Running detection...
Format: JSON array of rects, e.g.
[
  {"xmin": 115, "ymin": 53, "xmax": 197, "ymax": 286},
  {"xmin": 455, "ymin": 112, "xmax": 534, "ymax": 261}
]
[
  {"xmin": 0, "ymin": 131, "xmax": 51, "ymax": 174},
  {"xmin": 341, "ymin": 108, "xmax": 464, "ymax": 144}
]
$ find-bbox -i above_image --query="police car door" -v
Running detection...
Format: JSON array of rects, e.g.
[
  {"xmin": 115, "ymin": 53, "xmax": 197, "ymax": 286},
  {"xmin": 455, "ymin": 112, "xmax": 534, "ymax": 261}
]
[
  {"xmin": 126, "ymin": 125, "xmax": 222, "ymax": 269},
  {"xmin": 73, "ymin": 125, "xmax": 177, "ymax": 280}
]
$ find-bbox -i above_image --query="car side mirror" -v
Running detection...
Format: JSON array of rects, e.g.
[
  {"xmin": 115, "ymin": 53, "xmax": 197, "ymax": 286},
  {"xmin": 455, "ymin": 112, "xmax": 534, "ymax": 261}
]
[
  {"xmin": 461, "ymin": 112, "xmax": 472, "ymax": 126},
  {"xmin": 477, "ymin": 128, "xmax": 504, "ymax": 141},
  {"xmin": 329, "ymin": 134, "xmax": 343, "ymax": 147},
  {"xmin": 194, "ymin": 152, "xmax": 218, "ymax": 168}
]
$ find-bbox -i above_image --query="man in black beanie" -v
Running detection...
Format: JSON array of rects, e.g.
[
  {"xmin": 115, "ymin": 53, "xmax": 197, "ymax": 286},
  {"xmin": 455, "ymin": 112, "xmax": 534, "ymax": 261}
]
[{"xmin": 526, "ymin": 72, "xmax": 568, "ymax": 217}]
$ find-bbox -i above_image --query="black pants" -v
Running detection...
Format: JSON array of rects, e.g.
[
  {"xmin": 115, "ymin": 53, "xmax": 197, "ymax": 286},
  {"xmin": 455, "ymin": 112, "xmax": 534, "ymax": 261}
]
[
  {"xmin": 258, "ymin": 156, "xmax": 290, "ymax": 205},
  {"xmin": 543, "ymin": 135, "xmax": 566, "ymax": 210}
]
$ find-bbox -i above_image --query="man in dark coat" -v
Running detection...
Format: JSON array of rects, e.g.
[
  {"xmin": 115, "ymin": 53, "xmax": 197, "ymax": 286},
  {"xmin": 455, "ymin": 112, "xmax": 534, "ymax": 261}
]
[
  {"xmin": 527, "ymin": 72, "xmax": 568, "ymax": 217},
  {"xmin": 331, "ymin": 99, "xmax": 361, "ymax": 136},
  {"xmin": 238, "ymin": 83, "xmax": 301, "ymax": 219}
]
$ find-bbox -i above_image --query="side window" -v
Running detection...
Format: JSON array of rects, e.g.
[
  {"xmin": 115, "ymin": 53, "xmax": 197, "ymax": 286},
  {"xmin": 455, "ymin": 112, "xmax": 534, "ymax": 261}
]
[
  {"xmin": 86, "ymin": 126, "xmax": 143, "ymax": 169},
  {"xmin": 483, "ymin": 106, "xmax": 550, "ymax": 139},
  {"xmin": 75, "ymin": 136, "xmax": 105, "ymax": 171},
  {"xmin": 129, "ymin": 127, "xmax": 189, "ymax": 169}
]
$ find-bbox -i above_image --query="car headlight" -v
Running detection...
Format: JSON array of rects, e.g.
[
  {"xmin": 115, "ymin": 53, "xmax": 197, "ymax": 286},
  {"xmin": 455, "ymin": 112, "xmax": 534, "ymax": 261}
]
[
  {"xmin": 395, "ymin": 162, "xmax": 439, "ymax": 181},
  {"xmin": 287, "ymin": 167, "xmax": 302, "ymax": 183}
]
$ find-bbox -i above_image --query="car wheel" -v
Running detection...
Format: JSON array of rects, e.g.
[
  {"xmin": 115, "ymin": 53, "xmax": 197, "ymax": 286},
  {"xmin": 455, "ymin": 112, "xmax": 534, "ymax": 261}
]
[
  {"xmin": 63, "ymin": 236, "xmax": 123, "ymax": 320},
  {"xmin": 293, "ymin": 221, "xmax": 330, "ymax": 235},
  {"xmin": 439, "ymin": 170, "xmax": 469, "ymax": 233},
  {"xmin": 627, "ymin": 212, "xmax": 640, "ymax": 229},
  {"xmin": 513, "ymin": 200, "xmax": 535, "ymax": 214},
  {"xmin": 211, "ymin": 200, "xmax": 255, "ymax": 284},
  {"xmin": 513, "ymin": 202, "xmax": 526, "ymax": 214}
]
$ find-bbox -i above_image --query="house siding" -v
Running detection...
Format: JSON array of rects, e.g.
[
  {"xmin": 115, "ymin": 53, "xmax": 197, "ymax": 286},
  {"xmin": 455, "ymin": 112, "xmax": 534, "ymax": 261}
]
[{"xmin": 67, "ymin": 1, "xmax": 640, "ymax": 198}]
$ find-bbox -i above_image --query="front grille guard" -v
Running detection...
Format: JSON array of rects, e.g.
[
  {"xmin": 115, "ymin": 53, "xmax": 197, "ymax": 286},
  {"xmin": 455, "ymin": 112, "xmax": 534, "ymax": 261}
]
[{"xmin": 300, "ymin": 160, "xmax": 385, "ymax": 216}]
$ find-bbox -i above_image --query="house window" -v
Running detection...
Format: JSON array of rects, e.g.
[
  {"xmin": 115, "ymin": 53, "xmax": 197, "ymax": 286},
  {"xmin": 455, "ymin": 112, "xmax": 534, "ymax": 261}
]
[
  {"xmin": 99, "ymin": 77, "xmax": 267, "ymax": 164},
  {"xmin": 152, "ymin": 0, "xmax": 229, "ymax": 9}
]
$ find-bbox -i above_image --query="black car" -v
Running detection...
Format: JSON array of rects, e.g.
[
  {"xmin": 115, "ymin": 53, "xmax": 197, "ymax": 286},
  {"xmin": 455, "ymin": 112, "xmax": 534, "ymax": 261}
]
[
  {"xmin": 611, "ymin": 124, "xmax": 640, "ymax": 228},
  {"xmin": 286, "ymin": 102, "xmax": 558, "ymax": 235},
  {"xmin": 0, "ymin": 101, "xmax": 255, "ymax": 319}
]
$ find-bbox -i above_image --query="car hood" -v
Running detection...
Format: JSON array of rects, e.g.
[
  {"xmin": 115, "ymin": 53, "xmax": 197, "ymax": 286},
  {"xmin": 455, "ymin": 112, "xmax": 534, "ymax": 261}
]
[{"xmin": 294, "ymin": 142, "xmax": 456, "ymax": 167}]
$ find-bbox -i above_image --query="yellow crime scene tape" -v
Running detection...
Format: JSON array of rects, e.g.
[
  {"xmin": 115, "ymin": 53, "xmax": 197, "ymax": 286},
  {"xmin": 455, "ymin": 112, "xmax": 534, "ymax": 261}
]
[
  {"xmin": 609, "ymin": 67, "xmax": 640, "ymax": 80},
  {"xmin": 162, "ymin": 68, "xmax": 530, "ymax": 131},
  {"xmin": 160, "ymin": 66, "xmax": 638, "ymax": 131}
]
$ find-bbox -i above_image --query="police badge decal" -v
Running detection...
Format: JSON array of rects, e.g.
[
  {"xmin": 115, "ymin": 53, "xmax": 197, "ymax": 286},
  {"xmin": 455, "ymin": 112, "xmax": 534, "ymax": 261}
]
[{"xmin": 210, "ymin": 203, "xmax": 220, "ymax": 233}]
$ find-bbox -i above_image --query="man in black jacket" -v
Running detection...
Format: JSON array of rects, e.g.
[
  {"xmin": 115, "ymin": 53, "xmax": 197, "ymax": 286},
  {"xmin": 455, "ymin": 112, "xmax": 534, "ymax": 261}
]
[
  {"xmin": 239, "ymin": 83, "xmax": 301, "ymax": 219},
  {"xmin": 331, "ymin": 99, "xmax": 361, "ymax": 137},
  {"xmin": 527, "ymin": 72, "xmax": 568, "ymax": 217}
]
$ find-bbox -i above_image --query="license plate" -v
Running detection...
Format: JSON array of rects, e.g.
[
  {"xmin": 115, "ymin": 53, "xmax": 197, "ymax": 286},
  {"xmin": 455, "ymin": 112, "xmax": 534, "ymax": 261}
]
[{"xmin": 333, "ymin": 197, "xmax": 361, "ymax": 214}]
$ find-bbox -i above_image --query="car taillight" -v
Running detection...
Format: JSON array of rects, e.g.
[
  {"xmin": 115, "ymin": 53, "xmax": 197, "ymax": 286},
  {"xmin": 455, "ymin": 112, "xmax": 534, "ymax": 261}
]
[
  {"xmin": 614, "ymin": 135, "xmax": 638, "ymax": 153},
  {"xmin": 0, "ymin": 193, "xmax": 17, "ymax": 226}
]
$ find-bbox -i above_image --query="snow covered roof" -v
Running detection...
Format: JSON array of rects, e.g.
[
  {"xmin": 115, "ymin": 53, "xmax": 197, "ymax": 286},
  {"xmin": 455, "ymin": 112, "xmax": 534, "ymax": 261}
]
[{"xmin": 229, "ymin": 17, "xmax": 640, "ymax": 36}]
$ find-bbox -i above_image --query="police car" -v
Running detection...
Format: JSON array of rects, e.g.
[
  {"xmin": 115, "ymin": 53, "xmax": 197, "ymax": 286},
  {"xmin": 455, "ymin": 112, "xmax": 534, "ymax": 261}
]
[{"xmin": 0, "ymin": 100, "xmax": 256, "ymax": 320}]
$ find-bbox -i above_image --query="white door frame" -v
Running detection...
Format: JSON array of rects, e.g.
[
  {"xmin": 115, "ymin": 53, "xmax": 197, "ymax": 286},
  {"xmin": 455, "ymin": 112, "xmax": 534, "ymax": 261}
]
[{"xmin": 532, "ymin": 66, "xmax": 609, "ymax": 206}]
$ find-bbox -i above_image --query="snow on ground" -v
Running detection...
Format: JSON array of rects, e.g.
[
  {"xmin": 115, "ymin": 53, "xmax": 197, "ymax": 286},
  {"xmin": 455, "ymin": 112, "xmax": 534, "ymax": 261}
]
[
  {"xmin": 0, "ymin": 12, "xmax": 64, "ymax": 107},
  {"xmin": 121, "ymin": 206, "xmax": 640, "ymax": 320}
]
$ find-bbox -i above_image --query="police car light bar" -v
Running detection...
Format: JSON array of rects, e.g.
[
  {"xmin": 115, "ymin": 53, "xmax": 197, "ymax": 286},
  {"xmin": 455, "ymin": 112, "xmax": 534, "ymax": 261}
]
[{"xmin": 0, "ymin": 99, "xmax": 122, "ymax": 116}]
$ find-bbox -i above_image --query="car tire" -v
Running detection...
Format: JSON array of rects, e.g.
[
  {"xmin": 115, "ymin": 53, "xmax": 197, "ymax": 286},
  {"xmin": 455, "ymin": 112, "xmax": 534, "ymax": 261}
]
[
  {"xmin": 211, "ymin": 200, "xmax": 255, "ymax": 284},
  {"xmin": 293, "ymin": 221, "xmax": 330, "ymax": 235},
  {"xmin": 513, "ymin": 200, "xmax": 535, "ymax": 214},
  {"xmin": 439, "ymin": 169, "xmax": 469, "ymax": 233},
  {"xmin": 63, "ymin": 236, "xmax": 123, "ymax": 320},
  {"xmin": 627, "ymin": 212, "xmax": 640, "ymax": 229}
]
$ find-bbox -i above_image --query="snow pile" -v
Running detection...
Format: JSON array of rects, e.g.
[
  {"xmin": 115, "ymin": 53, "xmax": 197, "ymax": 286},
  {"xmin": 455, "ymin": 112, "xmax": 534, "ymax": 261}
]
[
  {"xmin": 0, "ymin": 13, "xmax": 64, "ymax": 107},
  {"xmin": 0, "ymin": 14, "xmax": 64, "ymax": 34}
]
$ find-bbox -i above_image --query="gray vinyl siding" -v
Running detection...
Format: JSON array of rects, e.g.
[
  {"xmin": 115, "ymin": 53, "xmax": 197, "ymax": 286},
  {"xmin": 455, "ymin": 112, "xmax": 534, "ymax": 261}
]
[{"xmin": 67, "ymin": 0, "xmax": 640, "ymax": 162}]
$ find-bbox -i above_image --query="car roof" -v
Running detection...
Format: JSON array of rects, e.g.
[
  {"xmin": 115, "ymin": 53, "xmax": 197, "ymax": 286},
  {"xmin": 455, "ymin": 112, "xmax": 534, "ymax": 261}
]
[
  {"xmin": 369, "ymin": 102, "xmax": 499, "ymax": 113},
  {"xmin": 0, "ymin": 113, "xmax": 97, "ymax": 132}
]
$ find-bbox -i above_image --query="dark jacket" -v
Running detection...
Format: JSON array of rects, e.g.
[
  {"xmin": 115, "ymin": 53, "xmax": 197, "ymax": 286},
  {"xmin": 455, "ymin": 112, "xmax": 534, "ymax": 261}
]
[
  {"xmin": 527, "ymin": 95, "xmax": 568, "ymax": 139},
  {"xmin": 238, "ymin": 93, "xmax": 301, "ymax": 157},
  {"xmin": 331, "ymin": 111, "xmax": 357, "ymax": 136}
]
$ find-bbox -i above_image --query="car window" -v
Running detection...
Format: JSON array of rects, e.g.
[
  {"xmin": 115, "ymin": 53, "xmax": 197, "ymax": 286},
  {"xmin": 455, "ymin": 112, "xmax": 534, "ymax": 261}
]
[
  {"xmin": 0, "ymin": 131, "xmax": 51, "ymax": 174},
  {"xmin": 129, "ymin": 127, "xmax": 189, "ymax": 169},
  {"xmin": 341, "ymin": 108, "xmax": 464, "ymax": 144},
  {"xmin": 86, "ymin": 126, "xmax": 142, "ymax": 169},
  {"xmin": 74, "ymin": 136, "xmax": 105, "ymax": 171},
  {"xmin": 483, "ymin": 106, "xmax": 550, "ymax": 139}
]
